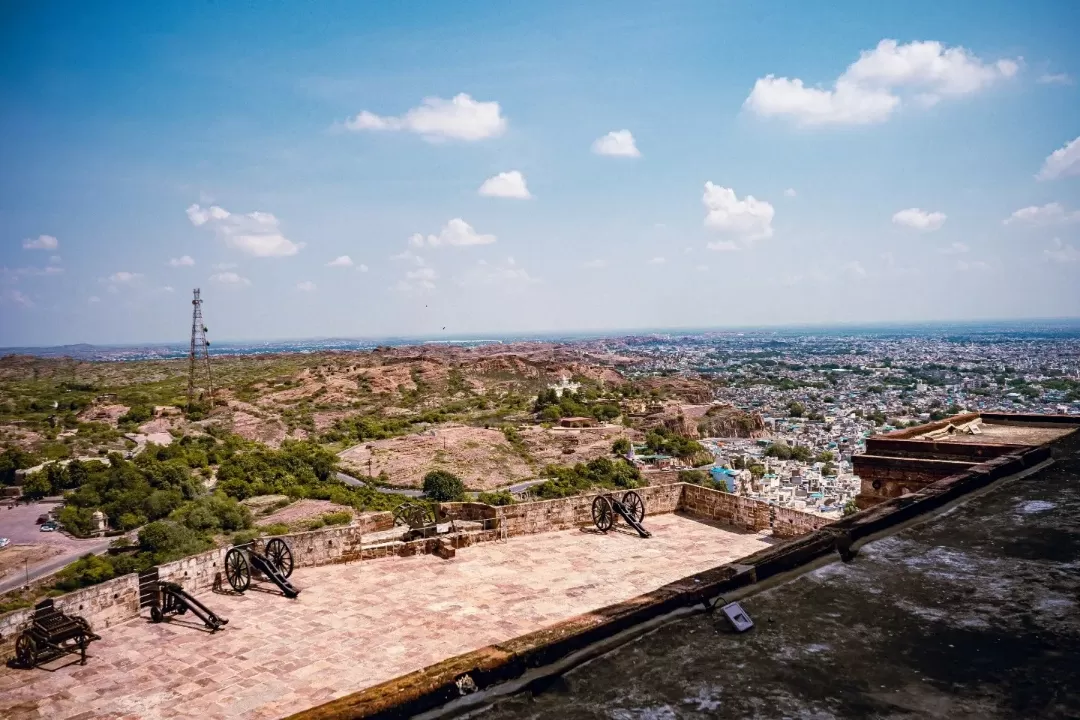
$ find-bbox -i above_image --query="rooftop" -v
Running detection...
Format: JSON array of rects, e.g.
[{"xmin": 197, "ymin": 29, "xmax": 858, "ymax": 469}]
[
  {"xmin": 475, "ymin": 429, "xmax": 1080, "ymax": 719},
  {"xmin": 0, "ymin": 514, "xmax": 774, "ymax": 720}
]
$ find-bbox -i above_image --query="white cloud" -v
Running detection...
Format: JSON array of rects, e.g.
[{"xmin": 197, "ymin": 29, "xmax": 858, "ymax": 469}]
[
  {"xmin": 108, "ymin": 271, "xmax": 142, "ymax": 284},
  {"xmin": 1037, "ymin": 73, "xmax": 1072, "ymax": 86},
  {"xmin": 1036, "ymin": 136, "xmax": 1080, "ymax": 181},
  {"xmin": 582, "ymin": 259, "xmax": 607, "ymax": 269},
  {"xmin": 48, "ymin": 255, "xmax": 62, "ymax": 265},
  {"xmin": 22, "ymin": 234, "xmax": 58, "ymax": 251},
  {"xmin": 892, "ymin": 208, "xmax": 947, "ymax": 231},
  {"xmin": 467, "ymin": 257, "xmax": 538, "ymax": 286},
  {"xmin": 745, "ymin": 39, "xmax": 1019, "ymax": 126},
  {"xmin": 357, "ymin": 264, "xmax": 369, "ymax": 273},
  {"xmin": 956, "ymin": 259, "xmax": 991, "ymax": 272},
  {"xmin": 1, "ymin": 289, "xmax": 33, "ymax": 308},
  {"xmin": 412, "ymin": 218, "xmax": 496, "ymax": 248},
  {"xmin": 648, "ymin": 257, "xmax": 666, "ymax": 265},
  {"xmin": 784, "ymin": 188, "xmax": 798, "ymax": 198},
  {"xmin": 591, "ymin": 130, "xmax": 641, "ymax": 157},
  {"xmin": 939, "ymin": 242, "xmax": 969, "ymax": 255},
  {"xmin": 1004, "ymin": 202, "xmax": 1080, "ymax": 226},
  {"xmin": 345, "ymin": 93, "xmax": 506, "ymax": 142},
  {"xmin": 392, "ymin": 249, "xmax": 426, "ymax": 265},
  {"xmin": 212, "ymin": 262, "xmax": 237, "ymax": 270},
  {"xmin": 1044, "ymin": 238, "xmax": 1080, "ymax": 263},
  {"xmin": 210, "ymin": 271, "xmax": 251, "ymax": 286},
  {"xmin": 187, "ymin": 204, "xmax": 302, "ymax": 257},
  {"xmin": 706, "ymin": 240, "xmax": 740, "ymax": 251},
  {"xmin": 396, "ymin": 266, "xmax": 438, "ymax": 293},
  {"xmin": 478, "ymin": 171, "xmax": 532, "ymax": 199},
  {"xmin": 88, "ymin": 295, "xmax": 100, "ymax": 304},
  {"xmin": 702, "ymin": 183, "xmax": 775, "ymax": 247},
  {"xmin": 695, "ymin": 264, "xmax": 709, "ymax": 272},
  {"xmin": 326, "ymin": 255, "xmax": 354, "ymax": 267},
  {"xmin": 296, "ymin": 281, "xmax": 316, "ymax": 292},
  {"xmin": 842, "ymin": 261, "xmax": 867, "ymax": 277},
  {"xmin": 169, "ymin": 255, "xmax": 195, "ymax": 267},
  {"xmin": 161, "ymin": 286, "xmax": 175, "ymax": 293}
]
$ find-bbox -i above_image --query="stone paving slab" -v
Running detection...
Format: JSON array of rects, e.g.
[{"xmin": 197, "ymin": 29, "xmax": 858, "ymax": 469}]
[{"xmin": 0, "ymin": 513, "xmax": 773, "ymax": 720}]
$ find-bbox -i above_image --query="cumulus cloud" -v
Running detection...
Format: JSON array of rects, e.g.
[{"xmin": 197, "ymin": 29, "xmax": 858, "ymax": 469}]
[
  {"xmin": 186, "ymin": 204, "xmax": 303, "ymax": 257},
  {"xmin": 396, "ymin": 266, "xmax": 438, "ymax": 293},
  {"xmin": 1, "ymin": 289, "xmax": 33, "ymax": 308},
  {"xmin": 582, "ymin": 259, "xmax": 607, "ymax": 269},
  {"xmin": 1036, "ymin": 136, "xmax": 1080, "ymax": 181},
  {"xmin": 784, "ymin": 188, "xmax": 798, "ymax": 198},
  {"xmin": 212, "ymin": 262, "xmax": 237, "ymax": 270},
  {"xmin": 49, "ymin": 255, "xmax": 61, "ymax": 264},
  {"xmin": 478, "ymin": 171, "xmax": 532, "ymax": 199},
  {"xmin": 160, "ymin": 286, "xmax": 175, "ymax": 293},
  {"xmin": 842, "ymin": 261, "xmax": 867, "ymax": 277},
  {"xmin": 591, "ymin": 130, "xmax": 641, "ymax": 157},
  {"xmin": 410, "ymin": 218, "xmax": 496, "ymax": 248},
  {"xmin": 1037, "ymin": 73, "xmax": 1072, "ymax": 86},
  {"xmin": 1004, "ymin": 202, "xmax": 1080, "ymax": 226},
  {"xmin": 88, "ymin": 295, "xmax": 100, "ymax": 304},
  {"xmin": 357, "ymin": 264, "xmax": 369, "ymax": 272},
  {"xmin": 392, "ymin": 249, "xmax": 426, "ymax": 265},
  {"xmin": 939, "ymin": 242, "xmax": 970, "ymax": 255},
  {"xmin": 169, "ymin": 255, "xmax": 195, "ymax": 267},
  {"xmin": 1044, "ymin": 238, "xmax": 1080, "ymax": 263},
  {"xmin": 210, "ymin": 271, "xmax": 251, "ymax": 286},
  {"xmin": 466, "ymin": 257, "xmax": 538, "ymax": 287},
  {"xmin": 648, "ymin": 257, "xmax": 666, "ymax": 265},
  {"xmin": 22, "ymin": 234, "xmax": 58, "ymax": 251},
  {"xmin": 296, "ymin": 281, "xmax": 316, "ymax": 292},
  {"xmin": 702, "ymin": 183, "xmax": 775, "ymax": 248},
  {"xmin": 326, "ymin": 255, "xmax": 354, "ymax": 267},
  {"xmin": 745, "ymin": 39, "xmax": 1019, "ymax": 126},
  {"xmin": 108, "ymin": 271, "xmax": 142, "ymax": 284},
  {"xmin": 892, "ymin": 208, "xmax": 947, "ymax": 231},
  {"xmin": 345, "ymin": 93, "xmax": 506, "ymax": 142}
]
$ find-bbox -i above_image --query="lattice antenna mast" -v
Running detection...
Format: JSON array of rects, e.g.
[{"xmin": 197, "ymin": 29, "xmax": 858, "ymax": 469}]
[{"xmin": 187, "ymin": 288, "xmax": 214, "ymax": 409}]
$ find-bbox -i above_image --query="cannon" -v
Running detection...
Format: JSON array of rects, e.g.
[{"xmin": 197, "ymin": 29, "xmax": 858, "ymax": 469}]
[
  {"xmin": 223, "ymin": 538, "xmax": 300, "ymax": 598},
  {"xmin": 591, "ymin": 490, "xmax": 651, "ymax": 538},
  {"xmin": 151, "ymin": 581, "xmax": 228, "ymax": 631},
  {"xmin": 13, "ymin": 599, "xmax": 100, "ymax": 669},
  {"xmin": 393, "ymin": 500, "xmax": 438, "ymax": 540}
]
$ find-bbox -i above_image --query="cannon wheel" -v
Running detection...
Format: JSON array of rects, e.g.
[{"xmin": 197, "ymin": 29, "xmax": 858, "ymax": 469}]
[
  {"xmin": 224, "ymin": 547, "xmax": 251, "ymax": 592},
  {"xmin": 150, "ymin": 603, "xmax": 164, "ymax": 623},
  {"xmin": 15, "ymin": 633, "xmax": 36, "ymax": 668},
  {"xmin": 621, "ymin": 491, "xmax": 645, "ymax": 523},
  {"xmin": 394, "ymin": 501, "xmax": 435, "ymax": 529},
  {"xmin": 592, "ymin": 495, "xmax": 614, "ymax": 532},
  {"xmin": 265, "ymin": 538, "xmax": 294, "ymax": 578}
]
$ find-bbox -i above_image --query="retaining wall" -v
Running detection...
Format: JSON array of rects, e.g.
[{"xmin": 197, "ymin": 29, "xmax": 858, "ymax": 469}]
[{"xmin": 488, "ymin": 483, "xmax": 683, "ymax": 536}]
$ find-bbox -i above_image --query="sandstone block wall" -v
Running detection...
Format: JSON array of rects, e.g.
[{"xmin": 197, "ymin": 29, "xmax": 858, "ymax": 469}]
[
  {"xmin": 679, "ymin": 483, "xmax": 770, "ymax": 531},
  {"xmin": 492, "ymin": 483, "xmax": 683, "ymax": 537}
]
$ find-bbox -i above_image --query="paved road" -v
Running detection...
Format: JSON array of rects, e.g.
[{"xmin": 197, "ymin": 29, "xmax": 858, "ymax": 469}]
[
  {"xmin": 0, "ymin": 501, "xmax": 112, "ymax": 594},
  {"xmin": 334, "ymin": 472, "xmax": 426, "ymax": 498}
]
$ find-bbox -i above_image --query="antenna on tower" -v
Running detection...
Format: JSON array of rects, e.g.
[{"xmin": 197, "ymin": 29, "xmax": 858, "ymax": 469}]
[{"xmin": 187, "ymin": 288, "xmax": 214, "ymax": 410}]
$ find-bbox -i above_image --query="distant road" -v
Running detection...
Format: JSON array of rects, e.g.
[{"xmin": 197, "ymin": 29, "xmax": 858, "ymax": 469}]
[
  {"xmin": 334, "ymin": 471, "xmax": 426, "ymax": 498},
  {"xmin": 0, "ymin": 538, "xmax": 112, "ymax": 595}
]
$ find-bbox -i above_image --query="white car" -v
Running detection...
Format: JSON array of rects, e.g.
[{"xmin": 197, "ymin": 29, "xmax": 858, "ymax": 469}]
[{"xmin": 0, "ymin": 537, "xmax": 10, "ymax": 548}]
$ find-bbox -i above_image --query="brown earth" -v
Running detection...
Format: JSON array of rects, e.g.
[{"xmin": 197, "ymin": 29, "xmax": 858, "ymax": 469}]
[
  {"xmin": 254, "ymin": 499, "xmax": 356, "ymax": 528},
  {"xmin": 77, "ymin": 403, "xmax": 129, "ymax": 426},
  {"xmin": 637, "ymin": 376, "xmax": 714, "ymax": 403},
  {"xmin": 642, "ymin": 403, "xmax": 765, "ymax": 439}
]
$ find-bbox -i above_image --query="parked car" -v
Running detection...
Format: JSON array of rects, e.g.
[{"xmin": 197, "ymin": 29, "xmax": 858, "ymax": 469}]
[
  {"xmin": 40, "ymin": 522, "xmax": 58, "ymax": 532},
  {"xmin": 0, "ymin": 537, "xmax": 10, "ymax": 548}
]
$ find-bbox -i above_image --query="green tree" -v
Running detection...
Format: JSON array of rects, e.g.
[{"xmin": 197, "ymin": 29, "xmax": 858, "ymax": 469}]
[
  {"xmin": 21, "ymin": 471, "xmax": 52, "ymax": 499},
  {"xmin": 422, "ymin": 470, "xmax": 466, "ymax": 501},
  {"xmin": 842, "ymin": 499, "xmax": 859, "ymax": 517},
  {"xmin": 612, "ymin": 437, "xmax": 631, "ymax": 456},
  {"xmin": 787, "ymin": 401, "xmax": 805, "ymax": 418}
]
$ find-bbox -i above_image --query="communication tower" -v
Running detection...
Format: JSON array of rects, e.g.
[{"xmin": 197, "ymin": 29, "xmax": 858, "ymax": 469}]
[{"xmin": 187, "ymin": 288, "xmax": 214, "ymax": 409}]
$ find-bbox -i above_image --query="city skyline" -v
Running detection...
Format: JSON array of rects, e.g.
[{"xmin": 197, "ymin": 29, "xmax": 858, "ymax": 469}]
[{"xmin": 2, "ymin": 0, "xmax": 1079, "ymax": 346}]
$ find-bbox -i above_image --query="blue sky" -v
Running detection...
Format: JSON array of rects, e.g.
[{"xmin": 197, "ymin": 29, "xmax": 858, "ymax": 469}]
[{"xmin": 2, "ymin": 0, "xmax": 1078, "ymax": 346}]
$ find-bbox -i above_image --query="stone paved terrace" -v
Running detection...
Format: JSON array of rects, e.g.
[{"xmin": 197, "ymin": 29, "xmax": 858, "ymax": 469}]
[{"xmin": 0, "ymin": 513, "xmax": 775, "ymax": 720}]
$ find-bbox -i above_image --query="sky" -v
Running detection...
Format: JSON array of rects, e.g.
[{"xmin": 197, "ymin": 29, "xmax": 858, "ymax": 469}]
[{"xmin": 1, "ymin": 0, "xmax": 1079, "ymax": 347}]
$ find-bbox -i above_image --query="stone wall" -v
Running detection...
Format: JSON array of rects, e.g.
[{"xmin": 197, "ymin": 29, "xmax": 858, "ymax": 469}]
[
  {"xmin": 491, "ymin": 483, "xmax": 683, "ymax": 537},
  {"xmin": 772, "ymin": 505, "xmax": 833, "ymax": 538},
  {"xmin": 679, "ymin": 483, "xmax": 770, "ymax": 531}
]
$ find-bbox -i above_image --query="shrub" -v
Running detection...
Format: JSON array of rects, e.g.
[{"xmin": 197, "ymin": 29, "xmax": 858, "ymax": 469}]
[
  {"xmin": 260, "ymin": 522, "xmax": 290, "ymax": 536},
  {"xmin": 422, "ymin": 470, "xmax": 466, "ymax": 501},
  {"xmin": 477, "ymin": 490, "xmax": 515, "ymax": 506},
  {"xmin": 677, "ymin": 469, "xmax": 710, "ymax": 485},
  {"xmin": 611, "ymin": 438, "xmax": 631, "ymax": 456},
  {"xmin": 321, "ymin": 511, "xmax": 352, "ymax": 526},
  {"xmin": 230, "ymin": 529, "xmax": 261, "ymax": 546},
  {"xmin": 306, "ymin": 519, "xmax": 325, "ymax": 530}
]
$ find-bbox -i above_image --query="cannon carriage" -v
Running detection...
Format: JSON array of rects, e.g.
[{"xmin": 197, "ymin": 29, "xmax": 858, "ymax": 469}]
[
  {"xmin": 223, "ymin": 537, "xmax": 300, "ymax": 598},
  {"xmin": 13, "ymin": 599, "xmax": 100, "ymax": 669},
  {"xmin": 591, "ymin": 490, "xmax": 651, "ymax": 538},
  {"xmin": 393, "ymin": 500, "xmax": 439, "ymax": 540}
]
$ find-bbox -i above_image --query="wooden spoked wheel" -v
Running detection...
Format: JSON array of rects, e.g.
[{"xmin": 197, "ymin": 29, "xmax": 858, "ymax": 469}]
[
  {"xmin": 224, "ymin": 547, "xmax": 251, "ymax": 592},
  {"xmin": 592, "ymin": 495, "xmax": 614, "ymax": 532},
  {"xmin": 15, "ymin": 633, "xmax": 36, "ymax": 668},
  {"xmin": 265, "ymin": 538, "xmax": 294, "ymax": 578},
  {"xmin": 151, "ymin": 604, "xmax": 164, "ymax": 623},
  {"xmin": 622, "ymin": 491, "xmax": 645, "ymax": 523},
  {"xmin": 394, "ymin": 501, "xmax": 435, "ymax": 529}
]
